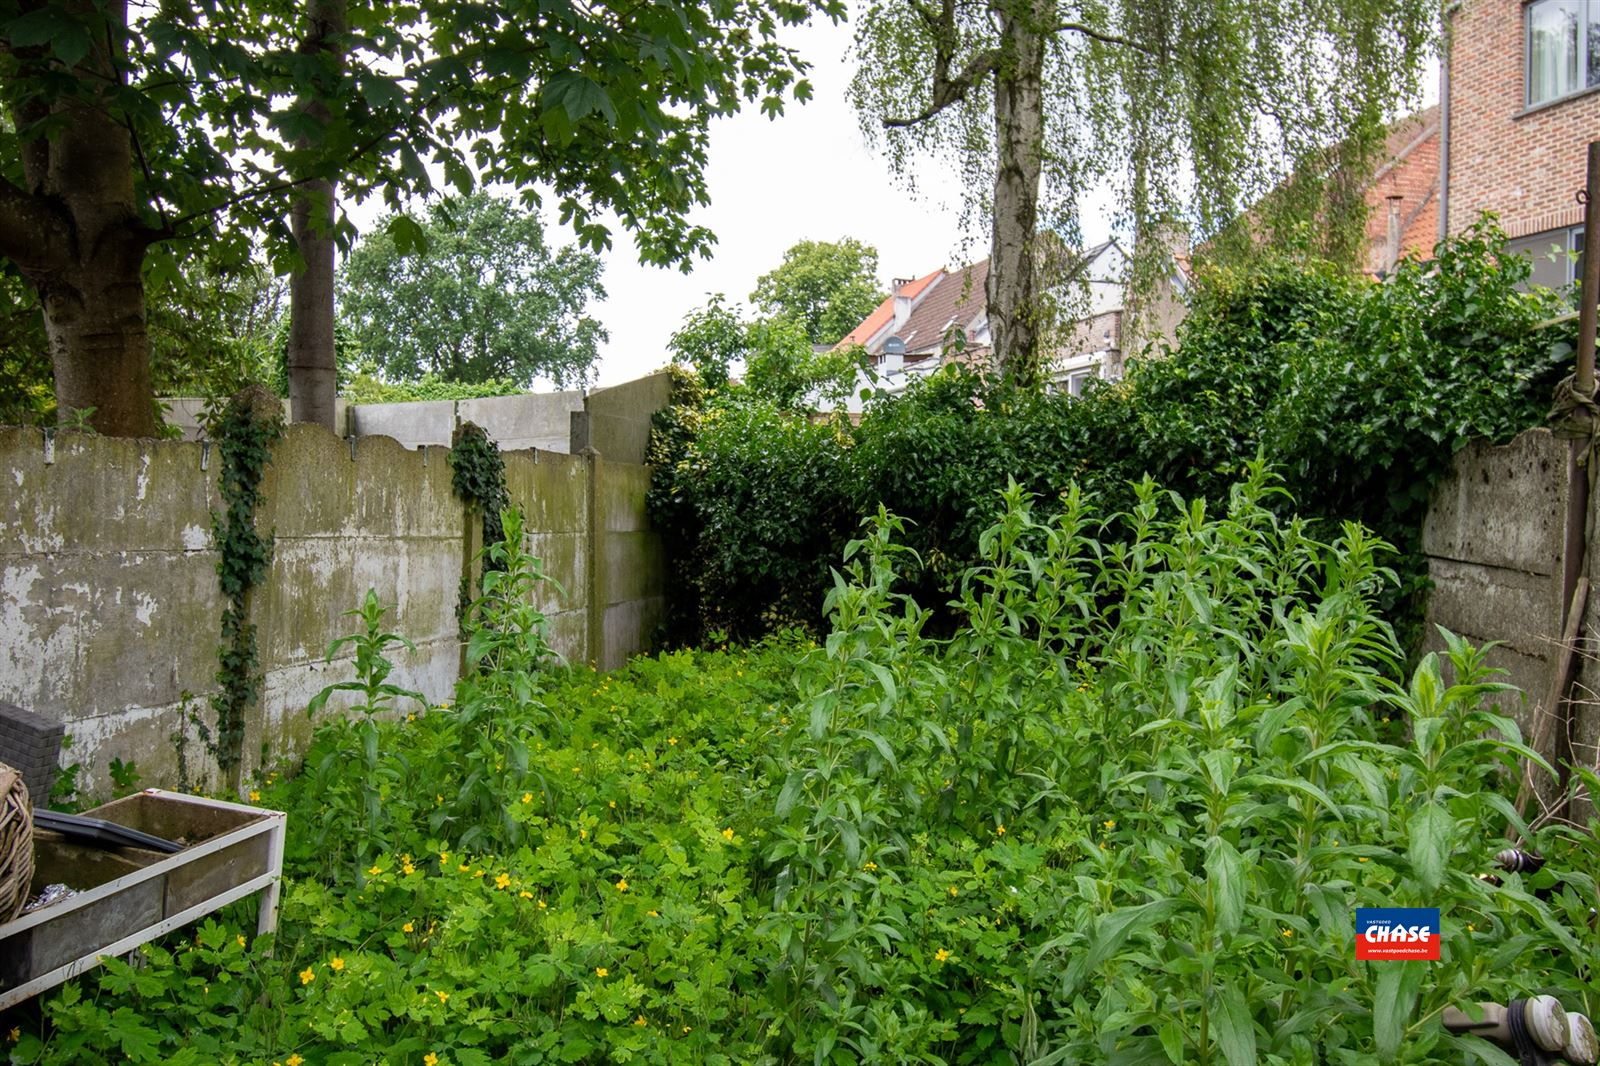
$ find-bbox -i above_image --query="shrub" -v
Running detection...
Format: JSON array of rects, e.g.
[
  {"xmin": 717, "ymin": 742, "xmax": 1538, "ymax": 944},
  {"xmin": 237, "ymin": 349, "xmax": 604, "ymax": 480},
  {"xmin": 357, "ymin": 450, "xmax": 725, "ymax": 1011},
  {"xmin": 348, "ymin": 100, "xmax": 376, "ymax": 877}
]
[{"xmin": 652, "ymin": 218, "xmax": 1576, "ymax": 647}]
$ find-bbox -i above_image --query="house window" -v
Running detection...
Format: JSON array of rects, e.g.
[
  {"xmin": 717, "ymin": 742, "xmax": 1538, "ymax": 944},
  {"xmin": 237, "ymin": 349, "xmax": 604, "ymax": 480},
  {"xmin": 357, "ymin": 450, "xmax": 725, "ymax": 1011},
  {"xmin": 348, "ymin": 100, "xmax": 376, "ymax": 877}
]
[
  {"xmin": 1527, "ymin": 0, "xmax": 1600, "ymax": 107},
  {"xmin": 1507, "ymin": 225, "xmax": 1586, "ymax": 291}
]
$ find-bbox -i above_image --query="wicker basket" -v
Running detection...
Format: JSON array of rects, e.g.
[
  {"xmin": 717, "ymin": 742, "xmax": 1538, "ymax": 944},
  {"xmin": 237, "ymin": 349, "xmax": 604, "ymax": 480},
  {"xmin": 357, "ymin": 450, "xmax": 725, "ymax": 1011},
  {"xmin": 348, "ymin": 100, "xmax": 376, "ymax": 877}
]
[{"xmin": 0, "ymin": 764, "xmax": 32, "ymax": 923}]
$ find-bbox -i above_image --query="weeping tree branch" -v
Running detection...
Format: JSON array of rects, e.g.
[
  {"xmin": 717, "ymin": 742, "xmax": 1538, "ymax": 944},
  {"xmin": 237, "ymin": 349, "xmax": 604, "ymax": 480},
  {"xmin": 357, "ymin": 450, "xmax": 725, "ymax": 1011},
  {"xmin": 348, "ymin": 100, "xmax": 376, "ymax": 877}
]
[
  {"xmin": 1055, "ymin": 21, "xmax": 1151, "ymax": 54},
  {"xmin": 884, "ymin": 45, "xmax": 1002, "ymax": 127}
]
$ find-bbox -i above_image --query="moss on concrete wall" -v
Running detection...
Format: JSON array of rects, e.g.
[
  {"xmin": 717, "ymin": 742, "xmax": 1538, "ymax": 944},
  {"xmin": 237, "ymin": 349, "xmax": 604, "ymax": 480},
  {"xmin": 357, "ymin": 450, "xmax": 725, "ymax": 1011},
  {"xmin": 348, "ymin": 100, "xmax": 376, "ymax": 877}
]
[{"xmin": 0, "ymin": 423, "xmax": 664, "ymax": 797}]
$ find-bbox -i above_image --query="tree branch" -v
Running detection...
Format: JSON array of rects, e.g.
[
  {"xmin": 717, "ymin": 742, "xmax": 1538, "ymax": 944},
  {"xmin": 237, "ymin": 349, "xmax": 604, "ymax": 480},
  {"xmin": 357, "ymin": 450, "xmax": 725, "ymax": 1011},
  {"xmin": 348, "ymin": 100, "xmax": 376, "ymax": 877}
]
[
  {"xmin": 1055, "ymin": 20, "xmax": 1152, "ymax": 55},
  {"xmin": 884, "ymin": 46, "xmax": 1001, "ymax": 128}
]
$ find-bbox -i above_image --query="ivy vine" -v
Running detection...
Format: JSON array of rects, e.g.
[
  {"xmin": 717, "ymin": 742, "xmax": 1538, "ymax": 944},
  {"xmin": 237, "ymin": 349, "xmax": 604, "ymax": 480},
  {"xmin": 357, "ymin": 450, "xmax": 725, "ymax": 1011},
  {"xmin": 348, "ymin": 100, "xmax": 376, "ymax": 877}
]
[
  {"xmin": 449, "ymin": 421, "xmax": 510, "ymax": 631},
  {"xmin": 208, "ymin": 385, "xmax": 283, "ymax": 780}
]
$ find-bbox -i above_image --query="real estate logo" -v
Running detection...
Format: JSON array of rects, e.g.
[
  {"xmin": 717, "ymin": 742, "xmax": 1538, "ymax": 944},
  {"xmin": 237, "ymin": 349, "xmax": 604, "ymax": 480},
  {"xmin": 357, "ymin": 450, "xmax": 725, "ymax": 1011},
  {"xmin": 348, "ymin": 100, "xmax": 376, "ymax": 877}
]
[{"xmin": 1356, "ymin": 907, "xmax": 1440, "ymax": 961}]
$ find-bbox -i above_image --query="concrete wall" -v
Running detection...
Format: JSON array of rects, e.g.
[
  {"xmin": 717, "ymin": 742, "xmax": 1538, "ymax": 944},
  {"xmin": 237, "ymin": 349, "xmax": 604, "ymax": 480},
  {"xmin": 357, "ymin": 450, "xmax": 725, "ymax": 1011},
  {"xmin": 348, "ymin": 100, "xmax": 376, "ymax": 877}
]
[
  {"xmin": 0, "ymin": 423, "xmax": 664, "ymax": 797},
  {"xmin": 1422, "ymin": 429, "xmax": 1564, "ymax": 735},
  {"xmin": 570, "ymin": 372, "xmax": 673, "ymax": 466},
  {"xmin": 346, "ymin": 390, "xmax": 585, "ymax": 452}
]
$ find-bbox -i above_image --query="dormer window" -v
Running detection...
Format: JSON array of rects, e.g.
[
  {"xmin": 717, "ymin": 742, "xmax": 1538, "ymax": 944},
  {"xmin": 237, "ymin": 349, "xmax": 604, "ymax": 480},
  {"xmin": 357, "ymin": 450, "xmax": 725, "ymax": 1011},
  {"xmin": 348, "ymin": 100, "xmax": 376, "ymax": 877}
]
[{"xmin": 1527, "ymin": 0, "xmax": 1600, "ymax": 107}]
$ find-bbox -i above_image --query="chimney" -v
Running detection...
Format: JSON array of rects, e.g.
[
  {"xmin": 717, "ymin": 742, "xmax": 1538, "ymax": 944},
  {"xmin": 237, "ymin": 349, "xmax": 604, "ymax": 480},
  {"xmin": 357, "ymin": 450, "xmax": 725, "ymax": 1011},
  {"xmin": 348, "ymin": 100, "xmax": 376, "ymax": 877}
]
[
  {"xmin": 1385, "ymin": 195, "xmax": 1404, "ymax": 275},
  {"xmin": 892, "ymin": 273, "xmax": 937, "ymax": 331}
]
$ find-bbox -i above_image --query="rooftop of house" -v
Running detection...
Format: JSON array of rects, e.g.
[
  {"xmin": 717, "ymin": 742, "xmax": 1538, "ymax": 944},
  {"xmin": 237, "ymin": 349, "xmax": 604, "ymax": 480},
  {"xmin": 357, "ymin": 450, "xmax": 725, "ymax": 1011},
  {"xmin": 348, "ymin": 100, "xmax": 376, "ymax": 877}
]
[
  {"xmin": 836, "ymin": 269, "xmax": 941, "ymax": 349},
  {"xmin": 889, "ymin": 260, "xmax": 990, "ymax": 357}
]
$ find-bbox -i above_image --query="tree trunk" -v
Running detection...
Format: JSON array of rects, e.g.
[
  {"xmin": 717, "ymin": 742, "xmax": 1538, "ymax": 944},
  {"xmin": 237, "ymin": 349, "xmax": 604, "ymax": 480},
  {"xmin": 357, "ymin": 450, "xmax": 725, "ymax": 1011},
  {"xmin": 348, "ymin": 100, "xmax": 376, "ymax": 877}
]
[
  {"xmin": 2, "ymin": 0, "xmax": 158, "ymax": 437},
  {"xmin": 985, "ymin": 0, "xmax": 1049, "ymax": 387},
  {"xmin": 285, "ymin": 0, "xmax": 346, "ymax": 432},
  {"xmin": 288, "ymin": 175, "xmax": 338, "ymax": 431}
]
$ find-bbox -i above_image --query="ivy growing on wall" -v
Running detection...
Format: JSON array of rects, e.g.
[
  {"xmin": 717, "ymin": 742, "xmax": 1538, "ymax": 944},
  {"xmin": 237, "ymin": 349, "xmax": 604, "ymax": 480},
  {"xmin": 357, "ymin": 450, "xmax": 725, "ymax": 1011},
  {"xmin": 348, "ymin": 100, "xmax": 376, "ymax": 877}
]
[
  {"xmin": 449, "ymin": 421, "xmax": 511, "ymax": 631},
  {"xmin": 208, "ymin": 385, "xmax": 283, "ymax": 780}
]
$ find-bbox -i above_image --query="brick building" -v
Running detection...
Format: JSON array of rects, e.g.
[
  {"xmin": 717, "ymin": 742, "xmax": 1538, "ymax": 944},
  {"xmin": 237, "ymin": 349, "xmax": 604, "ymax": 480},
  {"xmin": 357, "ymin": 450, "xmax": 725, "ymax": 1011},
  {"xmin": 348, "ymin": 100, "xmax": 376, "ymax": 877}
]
[
  {"xmin": 1443, "ymin": 0, "xmax": 1597, "ymax": 286},
  {"xmin": 1363, "ymin": 107, "xmax": 1442, "ymax": 274}
]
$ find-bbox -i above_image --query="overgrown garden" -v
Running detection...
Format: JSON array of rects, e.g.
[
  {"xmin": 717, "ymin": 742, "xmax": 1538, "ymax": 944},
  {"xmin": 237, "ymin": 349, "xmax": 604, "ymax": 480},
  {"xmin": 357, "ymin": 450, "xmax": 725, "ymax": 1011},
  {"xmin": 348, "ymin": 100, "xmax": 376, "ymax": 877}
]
[{"xmin": 13, "ymin": 459, "xmax": 1600, "ymax": 1064}]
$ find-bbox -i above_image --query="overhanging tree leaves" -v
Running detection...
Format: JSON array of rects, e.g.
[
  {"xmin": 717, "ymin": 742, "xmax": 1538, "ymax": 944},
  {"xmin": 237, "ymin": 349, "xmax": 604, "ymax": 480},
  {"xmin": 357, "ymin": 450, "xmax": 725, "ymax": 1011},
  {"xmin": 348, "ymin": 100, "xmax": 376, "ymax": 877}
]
[
  {"xmin": 849, "ymin": 0, "xmax": 1433, "ymax": 385},
  {"xmin": 339, "ymin": 192, "xmax": 606, "ymax": 388},
  {"xmin": 0, "ymin": 0, "xmax": 842, "ymax": 435}
]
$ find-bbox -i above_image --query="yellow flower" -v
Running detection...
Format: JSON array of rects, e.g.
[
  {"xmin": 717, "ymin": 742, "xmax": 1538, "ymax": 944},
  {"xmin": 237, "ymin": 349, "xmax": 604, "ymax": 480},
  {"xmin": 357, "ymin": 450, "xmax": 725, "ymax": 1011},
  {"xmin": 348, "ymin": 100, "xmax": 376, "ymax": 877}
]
[
  {"xmin": 668, "ymin": 737, "xmax": 678, "ymax": 746},
  {"xmin": 299, "ymin": 967, "xmax": 315, "ymax": 985},
  {"xmin": 424, "ymin": 1055, "xmax": 439, "ymax": 1066},
  {"xmin": 7, "ymin": 1028, "xmax": 18, "ymax": 1044},
  {"xmin": 287, "ymin": 1056, "xmax": 304, "ymax": 1066},
  {"xmin": 682, "ymin": 1025, "xmax": 693, "ymax": 1034},
  {"xmin": 615, "ymin": 878, "xmax": 629, "ymax": 892},
  {"xmin": 1467, "ymin": 923, "xmax": 1476, "ymax": 932},
  {"xmin": 934, "ymin": 948, "xmax": 951, "ymax": 963},
  {"xmin": 948, "ymin": 886, "xmax": 958, "ymax": 897},
  {"xmin": 634, "ymin": 1015, "xmax": 647, "ymax": 1027},
  {"xmin": 368, "ymin": 864, "xmax": 382, "ymax": 876},
  {"xmin": 995, "ymin": 825, "xmax": 1006, "ymax": 836},
  {"xmin": 496, "ymin": 873, "xmax": 511, "ymax": 890},
  {"xmin": 473, "ymin": 868, "xmax": 485, "ymax": 878},
  {"xmin": 436, "ymin": 794, "xmax": 443, "ymax": 804},
  {"xmin": 538, "ymin": 900, "xmax": 547, "ymax": 909},
  {"xmin": 1103, "ymin": 820, "xmax": 1116, "ymax": 830},
  {"xmin": 439, "ymin": 851, "xmax": 449, "ymax": 864},
  {"xmin": 572, "ymin": 766, "xmax": 581, "ymax": 775},
  {"xmin": 435, "ymin": 990, "xmax": 450, "ymax": 1003},
  {"xmin": 1281, "ymin": 929, "xmax": 1292, "ymax": 939},
  {"xmin": 522, "ymin": 792, "xmax": 533, "ymax": 804},
  {"xmin": 236, "ymin": 935, "xmax": 246, "ymax": 948},
  {"xmin": 458, "ymin": 864, "xmax": 470, "ymax": 872},
  {"xmin": 1358, "ymin": 857, "xmax": 1369, "ymax": 863},
  {"xmin": 330, "ymin": 956, "xmax": 345, "ymax": 972},
  {"xmin": 647, "ymin": 909, "xmax": 659, "ymax": 917},
  {"xmin": 722, "ymin": 827, "xmax": 735, "ymax": 841},
  {"xmin": 248, "ymin": 790, "xmax": 260, "ymax": 802},
  {"xmin": 403, "ymin": 922, "xmax": 415, "ymax": 933},
  {"xmin": 406, "ymin": 713, "xmax": 415, "ymax": 722},
  {"xmin": 608, "ymin": 800, "xmax": 617, "ymax": 809},
  {"xmin": 580, "ymin": 829, "xmax": 588, "ymax": 840},
  {"xmin": 520, "ymin": 890, "xmax": 533, "ymax": 899},
  {"xmin": 596, "ymin": 967, "xmax": 609, "ymax": 978},
  {"xmin": 863, "ymin": 862, "xmax": 878, "ymax": 872}
]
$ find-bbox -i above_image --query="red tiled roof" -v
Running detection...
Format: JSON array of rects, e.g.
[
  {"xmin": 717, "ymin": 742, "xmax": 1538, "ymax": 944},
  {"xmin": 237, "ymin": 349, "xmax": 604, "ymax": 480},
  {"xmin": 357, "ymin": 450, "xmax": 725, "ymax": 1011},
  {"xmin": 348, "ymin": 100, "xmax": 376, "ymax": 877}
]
[
  {"xmin": 885, "ymin": 261, "xmax": 989, "ymax": 356},
  {"xmin": 835, "ymin": 269, "xmax": 941, "ymax": 349}
]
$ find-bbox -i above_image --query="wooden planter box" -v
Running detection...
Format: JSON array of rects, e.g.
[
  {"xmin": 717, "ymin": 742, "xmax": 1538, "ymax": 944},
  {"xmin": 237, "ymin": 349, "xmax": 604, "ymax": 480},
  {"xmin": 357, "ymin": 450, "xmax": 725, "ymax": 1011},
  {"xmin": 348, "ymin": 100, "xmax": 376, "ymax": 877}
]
[{"xmin": 0, "ymin": 789, "xmax": 286, "ymax": 1010}]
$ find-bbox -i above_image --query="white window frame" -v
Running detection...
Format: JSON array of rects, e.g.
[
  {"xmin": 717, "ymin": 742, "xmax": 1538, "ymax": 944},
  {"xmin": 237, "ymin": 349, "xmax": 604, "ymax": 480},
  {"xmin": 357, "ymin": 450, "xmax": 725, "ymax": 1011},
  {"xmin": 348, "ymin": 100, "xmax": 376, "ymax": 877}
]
[{"xmin": 1526, "ymin": 0, "xmax": 1599, "ymax": 107}]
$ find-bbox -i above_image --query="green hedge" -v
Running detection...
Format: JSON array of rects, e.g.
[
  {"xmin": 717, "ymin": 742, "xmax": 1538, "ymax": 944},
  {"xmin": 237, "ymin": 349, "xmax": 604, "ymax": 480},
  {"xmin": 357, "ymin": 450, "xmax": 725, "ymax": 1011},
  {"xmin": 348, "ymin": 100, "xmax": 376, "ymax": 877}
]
[{"xmin": 651, "ymin": 220, "xmax": 1576, "ymax": 646}]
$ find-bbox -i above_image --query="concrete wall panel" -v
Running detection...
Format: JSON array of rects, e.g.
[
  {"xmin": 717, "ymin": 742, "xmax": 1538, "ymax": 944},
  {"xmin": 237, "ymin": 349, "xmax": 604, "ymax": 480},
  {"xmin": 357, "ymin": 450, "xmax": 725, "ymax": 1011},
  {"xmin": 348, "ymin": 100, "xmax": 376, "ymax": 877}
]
[{"xmin": 0, "ymin": 423, "xmax": 664, "ymax": 797}]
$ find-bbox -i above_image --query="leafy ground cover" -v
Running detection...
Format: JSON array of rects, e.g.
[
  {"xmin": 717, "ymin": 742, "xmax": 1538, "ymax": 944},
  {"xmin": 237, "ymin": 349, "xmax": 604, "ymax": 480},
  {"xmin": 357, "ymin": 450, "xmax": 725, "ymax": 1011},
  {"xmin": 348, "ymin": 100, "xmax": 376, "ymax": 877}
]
[{"xmin": 10, "ymin": 475, "xmax": 1600, "ymax": 1065}]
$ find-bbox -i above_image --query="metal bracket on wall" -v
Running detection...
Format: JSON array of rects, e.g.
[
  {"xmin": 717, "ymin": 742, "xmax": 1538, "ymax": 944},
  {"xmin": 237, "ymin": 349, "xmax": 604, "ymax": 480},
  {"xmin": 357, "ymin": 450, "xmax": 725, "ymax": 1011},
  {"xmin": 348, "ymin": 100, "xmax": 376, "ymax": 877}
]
[{"xmin": 41, "ymin": 428, "xmax": 53, "ymax": 466}]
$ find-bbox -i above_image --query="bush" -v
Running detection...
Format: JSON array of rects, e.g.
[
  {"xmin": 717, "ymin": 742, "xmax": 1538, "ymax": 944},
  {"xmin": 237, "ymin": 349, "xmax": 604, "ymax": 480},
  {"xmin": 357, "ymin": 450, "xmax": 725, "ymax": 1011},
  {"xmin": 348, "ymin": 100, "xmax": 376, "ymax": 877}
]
[
  {"xmin": 652, "ymin": 219, "xmax": 1575, "ymax": 646},
  {"xmin": 15, "ymin": 481, "xmax": 1600, "ymax": 1065}
]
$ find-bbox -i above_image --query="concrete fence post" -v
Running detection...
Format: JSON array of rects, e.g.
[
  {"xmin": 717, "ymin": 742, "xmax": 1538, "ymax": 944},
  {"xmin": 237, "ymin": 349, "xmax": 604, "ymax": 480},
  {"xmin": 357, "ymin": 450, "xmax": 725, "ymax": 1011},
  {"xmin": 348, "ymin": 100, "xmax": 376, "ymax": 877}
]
[{"xmin": 583, "ymin": 447, "xmax": 606, "ymax": 670}]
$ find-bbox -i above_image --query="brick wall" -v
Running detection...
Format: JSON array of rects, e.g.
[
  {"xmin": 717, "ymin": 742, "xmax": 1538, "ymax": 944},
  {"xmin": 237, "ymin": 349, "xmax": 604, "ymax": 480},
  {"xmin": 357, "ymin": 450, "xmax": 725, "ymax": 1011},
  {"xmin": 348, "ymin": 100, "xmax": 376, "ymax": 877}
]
[
  {"xmin": 1448, "ymin": 0, "xmax": 1600, "ymax": 239},
  {"xmin": 1363, "ymin": 113, "xmax": 1441, "ymax": 272}
]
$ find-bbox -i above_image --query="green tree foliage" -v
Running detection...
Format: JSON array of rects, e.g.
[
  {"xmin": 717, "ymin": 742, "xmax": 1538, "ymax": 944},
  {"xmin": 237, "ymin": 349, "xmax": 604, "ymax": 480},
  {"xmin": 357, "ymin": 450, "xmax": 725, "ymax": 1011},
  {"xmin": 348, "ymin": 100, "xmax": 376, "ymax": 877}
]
[
  {"xmin": 339, "ymin": 193, "xmax": 606, "ymax": 388},
  {"xmin": 0, "ymin": 0, "xmax": 842, "ymax": 434},
  {"xmin": 848, "ymin": 0, "xmax": 1434, "ymax": 382},
  {"xmin": 749, "ymin": 237, "xmax": 885, "ymax": 345},
  {"xmin": 668, "ymin": 295, "xmax": 865, "ymax": 408},
  {"xmin": 652, "ymin": 220, "xmax": 1575, "ymax": 643}
]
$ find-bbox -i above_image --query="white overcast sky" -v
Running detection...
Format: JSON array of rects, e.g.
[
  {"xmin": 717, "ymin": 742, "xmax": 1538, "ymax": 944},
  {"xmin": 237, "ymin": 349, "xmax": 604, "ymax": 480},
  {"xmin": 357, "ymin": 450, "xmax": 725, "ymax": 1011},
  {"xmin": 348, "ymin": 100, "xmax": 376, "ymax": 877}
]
[{"xmin": 582, "ymin": 15, "xmax": 1004, "ymax": 387}]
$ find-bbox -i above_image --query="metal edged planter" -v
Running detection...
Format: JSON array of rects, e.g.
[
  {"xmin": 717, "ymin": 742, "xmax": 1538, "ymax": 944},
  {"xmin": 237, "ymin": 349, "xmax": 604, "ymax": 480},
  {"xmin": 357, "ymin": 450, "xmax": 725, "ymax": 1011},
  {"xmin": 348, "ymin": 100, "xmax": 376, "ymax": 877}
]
[{"xmin": 0, "ymin": 788, "xmax": 286, "ymax": 1011}]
